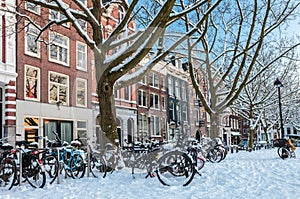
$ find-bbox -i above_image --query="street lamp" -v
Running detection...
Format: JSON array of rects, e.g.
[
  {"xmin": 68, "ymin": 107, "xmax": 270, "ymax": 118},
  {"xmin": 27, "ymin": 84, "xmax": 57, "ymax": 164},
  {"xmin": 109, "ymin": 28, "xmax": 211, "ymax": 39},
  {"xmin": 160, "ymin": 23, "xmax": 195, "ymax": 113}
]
[{"xmin": 274, "ymin": 78, "xmax": 284, "ymax": 139}]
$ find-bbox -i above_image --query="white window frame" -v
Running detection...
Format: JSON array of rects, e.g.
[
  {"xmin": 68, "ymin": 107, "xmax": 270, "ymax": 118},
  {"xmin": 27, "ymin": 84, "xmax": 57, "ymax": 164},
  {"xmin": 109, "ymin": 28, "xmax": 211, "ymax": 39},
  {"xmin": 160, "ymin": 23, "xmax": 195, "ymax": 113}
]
[
  {"xmin": 168, "ymin": 77, "xmax": 173, "ymax": 96},
  {"xmin": 77, "ymin": 120, "xmax": 87, "ymax": 143},
  {"xmin": 175, "ymin": 80, "xmax": 180, "ymax": 99},
  {"xmin": 161, "ymin": 96, "xmax": 165, "ymax": 110},
  {"xmin": 150, "ymin": 93, "xmax": 159, "ymax": 109},
  {"xmin": 151, "ymin": 116, "xmax": 160, "ymax": 137},
  {"xmin": 138, "ymin": 90, "xmax": 147, "ymax": 107},
  {"xmin": 49, "ymin": 32, "xmax": 69, "ymax": 66},
  {"xmin": 24, "ymin": 65, "xmax": 40, "ymax": 101},
  {"xmin": 48, "ymin": 71, "xmax": 69, "ymax": 105},
  {"xmin": 124, "ymin": 86, "xmax": 131, "ymax": 101},
  {"xmin": 49, "ymin": 6, "xmax": 69, "ymax": 28},
  {"xmin": 139, "ymin": 114, "xmax": 148, "ymax": 139},
  {"xmin": 25, "ymin": 2, "xmax": 40, "ymax": 15},
  {"xmin": 25, "ymin": 22, "xmax": 40, "ymax": 58},
  {"xmin": 76, "ymin": 78, "xmax": 87, "ymax": 107},
  {"xmin": 76, "ymin": 41, "xmax": 87, "ymax": 71}
]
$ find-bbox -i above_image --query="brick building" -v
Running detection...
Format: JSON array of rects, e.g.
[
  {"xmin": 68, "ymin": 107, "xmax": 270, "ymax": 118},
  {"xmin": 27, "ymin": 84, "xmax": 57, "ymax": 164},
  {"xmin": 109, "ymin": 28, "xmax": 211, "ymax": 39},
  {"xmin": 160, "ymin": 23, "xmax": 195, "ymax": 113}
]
[{"xmin": 15, "ymin": 0, "xmax": 94, "ymax": 146}]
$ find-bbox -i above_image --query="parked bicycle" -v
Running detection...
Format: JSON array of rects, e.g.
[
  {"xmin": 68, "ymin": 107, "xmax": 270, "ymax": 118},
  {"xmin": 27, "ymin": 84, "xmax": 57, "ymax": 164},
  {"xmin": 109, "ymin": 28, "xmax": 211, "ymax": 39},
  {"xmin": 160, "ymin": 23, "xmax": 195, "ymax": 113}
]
[
  {"xmin": 78, "ymin": 137, "xmax": 107, "ymax": 178},
  {"xmin": 131, "ymin": 142, "xmax": 196, "ymax": 186},
  {"xmin": 0, "ymin": 135, "xmax": 17, "ymax": 190},
  {"xmin": 274, "ymin": 139, "xmax": 296, "ymax": 159},
  {"xmin": 47, "ymin": 131, "xmax": 86, "ymax": 179},
  {"xmin": 13, "ymin": 140, "xmax": 46, "ymax": 188}
]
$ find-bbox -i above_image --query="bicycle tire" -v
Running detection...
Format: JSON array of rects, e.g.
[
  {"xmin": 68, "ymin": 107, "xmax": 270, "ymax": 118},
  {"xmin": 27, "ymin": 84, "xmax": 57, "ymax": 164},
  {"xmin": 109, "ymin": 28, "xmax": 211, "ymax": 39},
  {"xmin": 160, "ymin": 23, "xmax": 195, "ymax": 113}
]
[
  {"xmin": 131, "ymin": 154, "xmax": 151, "ymax": 179},
  {"xmin": 70, "ymin": 154, "xmax": 86, "ymax": 179},
  {"xmin": 25, "ymin": 158, "xmax": 46, "ymax": 188},
  {"xmin": 0, "ymin": 157, "xmax": 17, "ymax": 190},
  {"xmin": 277, "ymin": 147, "xmax": 290, "ymax": 159},
  {"xmin": 90, "ymin": 153, "xmax": 107, "ymax": 178},
  {"xmin": 156, "ymin": 151, "xmax": 195, "ymax": 186},
  {"xmin": 42, "ymin": 154, "xmax": 58, "ymax": 184}
]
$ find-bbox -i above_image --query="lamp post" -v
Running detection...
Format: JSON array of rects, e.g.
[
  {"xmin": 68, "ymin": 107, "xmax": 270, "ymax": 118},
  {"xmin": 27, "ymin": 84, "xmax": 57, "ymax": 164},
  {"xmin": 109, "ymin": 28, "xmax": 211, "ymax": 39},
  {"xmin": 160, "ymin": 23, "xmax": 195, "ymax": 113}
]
[{"xmin": 274, "ymin": 78, "xmax": 284, "ymax": 139}]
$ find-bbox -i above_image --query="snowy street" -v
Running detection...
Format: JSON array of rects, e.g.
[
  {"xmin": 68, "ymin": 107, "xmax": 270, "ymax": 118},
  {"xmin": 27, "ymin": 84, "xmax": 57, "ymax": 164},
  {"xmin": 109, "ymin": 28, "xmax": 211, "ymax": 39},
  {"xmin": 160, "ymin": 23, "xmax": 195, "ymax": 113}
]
[{"xmin": 1, "ymin": 148, "xmax": 300, "ymax": 199}]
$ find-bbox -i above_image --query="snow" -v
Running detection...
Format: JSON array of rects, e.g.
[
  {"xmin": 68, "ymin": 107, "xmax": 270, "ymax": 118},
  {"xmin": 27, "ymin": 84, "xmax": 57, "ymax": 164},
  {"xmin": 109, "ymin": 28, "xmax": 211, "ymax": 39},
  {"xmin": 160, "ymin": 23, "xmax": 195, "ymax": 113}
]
[{"xmin": 1, "ymin": 148, "xmax": 300, "ymax": 199}]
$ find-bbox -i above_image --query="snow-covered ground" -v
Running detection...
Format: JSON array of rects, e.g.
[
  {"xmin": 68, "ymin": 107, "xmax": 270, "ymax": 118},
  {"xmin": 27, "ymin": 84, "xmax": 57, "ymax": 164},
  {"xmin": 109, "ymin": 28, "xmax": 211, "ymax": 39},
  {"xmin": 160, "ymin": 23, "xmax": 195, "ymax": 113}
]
[{"xmin": 1, "ymin": 148, "xmax": 300, "ymax": 199}]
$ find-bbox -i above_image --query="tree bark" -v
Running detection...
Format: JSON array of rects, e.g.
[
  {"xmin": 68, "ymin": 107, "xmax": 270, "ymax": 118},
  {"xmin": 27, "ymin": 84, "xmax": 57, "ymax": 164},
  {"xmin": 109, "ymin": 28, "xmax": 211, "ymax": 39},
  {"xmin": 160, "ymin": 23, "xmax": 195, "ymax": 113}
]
[{"xmin": 97, "ymin": 76, "xmax": 118, "ymax": 145}]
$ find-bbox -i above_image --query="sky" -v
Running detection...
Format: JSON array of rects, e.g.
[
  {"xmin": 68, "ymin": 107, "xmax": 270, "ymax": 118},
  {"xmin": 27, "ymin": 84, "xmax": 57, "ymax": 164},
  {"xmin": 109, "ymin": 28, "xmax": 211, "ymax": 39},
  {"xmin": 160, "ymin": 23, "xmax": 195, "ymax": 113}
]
[{"xmin": 1, "ymin": 148, "xmax": 300, "ymax": 199}]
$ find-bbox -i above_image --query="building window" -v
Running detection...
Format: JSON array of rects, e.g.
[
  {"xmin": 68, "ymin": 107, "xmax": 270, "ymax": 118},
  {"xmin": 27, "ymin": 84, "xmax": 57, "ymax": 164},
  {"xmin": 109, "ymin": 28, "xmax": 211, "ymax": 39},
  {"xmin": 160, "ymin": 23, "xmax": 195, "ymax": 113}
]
[
  {"xmin": 195, "ymin": 109, "xmax": 200, "ymax": 123},
  {"xmin": 50, "ymin": 7, "xmax": 69, "ymax": 27},
  {"xmin": 182, "ymin": 103, "xmax": 187, "ymax": 122},
  {"xmin": 44, "ymin": 120, "xmax": 73, "ymax": 143},
  {"xmin": 149, "ymin": 72, "xmax": 159, "ymax": 88},
  {"xmin": 150, "ymin": 93, "xmax": 159, "ymax": 109},
  {"xmin": 25, "ymin": 2, "xmax": 40, "ymax": 14},
  {"xmin": 76, "ymin": 78, "xmax": 87, "ymax": 107},
  {"xmin": 138, "ymin": 90, "xmax": 147, "ymax": 107},
  {"xmin": 177, "ymin": 104, "xmax": 181, "ymax": 122},
  {"xmin": 49, "ymin": 32, "xmax": 69, "ymax": 66},
  {"xmin": 24, "ymin": 117, "xmax": 39, "ymax": 144},
  {"xmin": 182, "ymin": 85, "xmax": 187, "ymax": 101},
  {"xmin": 25, "ymin": 22, "xmax": 40, "ymax": 58},
  {"xmin": 114, "ymin": 89, "xmax": 120, "ymax": 99},
  {"xmin": 140, "ymin": 76, "xmax": 147, "ymax": 85},
  {"xmin": 76, "ymin": 41, "xmax": 87, "ymax": 71},
  {"xmin": 151, "ymin": 116, "xmax": 160, "ymax": 137},
  {"xmin": 124, "ymin": 86, "xmax": 131, "ymax": 101},
  {"xmin": 25, "ymin": 65, "xmax": 40, "ymax": 100},
  {"xmin": 168, "ymin": 77, "xmax": 173, "ymax": 96},
  {"xmin": 160, "ymin": 78, "xmax": 165, "ymax": 90},
  {"xmin": 175, "ymin": 80, "xmax": 180, "ymax": 98},
  {"xmin": 77, "ymin": 121, "xmax": 87, "ymax": 144},
  {"xmin": 169, "ymin": 101, "xmax": 174, "ymax": 121},
  {"xmin": 162, "ymin": 96, "xmax": 165, "ymax": 110},
  {"xmin": 139, "ymin": 114, "xmax": 147, "ymax": 140},
  {"xmin": 78, "ymin": 19, "xmax": 87, "ymax": 31},
  {"xmin": 49, "ymin": 72, "xmax": 69, "ymax": 105}
]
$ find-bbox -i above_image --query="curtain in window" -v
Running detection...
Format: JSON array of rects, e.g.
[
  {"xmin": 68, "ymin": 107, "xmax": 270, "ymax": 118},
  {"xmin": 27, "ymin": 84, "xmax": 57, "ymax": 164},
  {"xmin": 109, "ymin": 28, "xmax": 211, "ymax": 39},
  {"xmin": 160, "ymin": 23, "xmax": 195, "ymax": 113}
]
[{"xmin": 61, "ymin": 121, "xmax": 72, "ymax": 143}]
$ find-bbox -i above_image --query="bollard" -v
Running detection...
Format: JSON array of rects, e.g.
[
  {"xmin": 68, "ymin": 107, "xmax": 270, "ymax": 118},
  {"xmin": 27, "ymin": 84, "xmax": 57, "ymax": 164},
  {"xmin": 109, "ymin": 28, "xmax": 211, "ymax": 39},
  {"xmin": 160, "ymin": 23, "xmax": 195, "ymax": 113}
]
[
  {"xmin": 236, "ymin": 146, "xmax": 238, "ymax": 153},
  {"xmin": 231, "ymin": 146, "xmax": 234, "ymax": 153},
  {"xmin": 19, "ymin": 150, "xmax": 22, "ymax": 186},
  {"xmin": 87, "ymin": 145, "xmax": 90, "ymax": 177},
  {"xmin": 57, "ymin": 148, "xmax": 60, "ymax": 184}
]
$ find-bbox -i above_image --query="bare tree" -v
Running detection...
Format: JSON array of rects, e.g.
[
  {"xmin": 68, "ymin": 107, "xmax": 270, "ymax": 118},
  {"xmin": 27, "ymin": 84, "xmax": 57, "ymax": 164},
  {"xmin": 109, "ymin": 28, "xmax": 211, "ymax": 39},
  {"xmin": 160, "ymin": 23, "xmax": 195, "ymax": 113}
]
[
  {"xmin": 7, "ymin": 0, "xmax": 222, "ymax": 144},
  {"xmin": 231, "ymin": 44, "xmax": 300, "ymax": 150},
  {"xmin": 176, "ymin": 0, "xmax": 300, "ymax": 139}
]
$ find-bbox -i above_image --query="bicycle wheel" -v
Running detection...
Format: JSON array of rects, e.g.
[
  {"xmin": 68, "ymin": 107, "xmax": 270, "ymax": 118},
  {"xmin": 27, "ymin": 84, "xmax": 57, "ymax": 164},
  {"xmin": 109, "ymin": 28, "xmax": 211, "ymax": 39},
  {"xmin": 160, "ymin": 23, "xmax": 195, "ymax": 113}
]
[
  {"xmin": 131, "ymin": 154, "xmax": 152, "ymax": 179},
  {"xmin": 196, "ymin": 156, "xmax": 205, "ymax": 171},
  {"xmin": 122, "ymin": 151, "xmax": 136, "ymax": 167},
  {"xmin": 90, "ymin": 153, "xmax": 107, "ymax": 178},
  {"xmin": 42, "ymin": 154, "xmax": 58, "ymax": 184},
  {"xmin": 156, "ymin": 151, "xmax": 195, "ymax": 186},
  {"xmin": 70, "ymin": 154, "xmax": 86, "ymax": 179},
  {"xmin": 0, "ymin": 157, "xmax": 17, "ymax": 190},
  {"xmin": 208, "ymin": 148, "xmax": 223, "ymax": 163},
  {"xmin": 25, "ymin": 158, "xmax": 46, "ymax": 188},
  {"xmin": 277, "ymin": 147, "xmax": 290, "ymax": 159}
]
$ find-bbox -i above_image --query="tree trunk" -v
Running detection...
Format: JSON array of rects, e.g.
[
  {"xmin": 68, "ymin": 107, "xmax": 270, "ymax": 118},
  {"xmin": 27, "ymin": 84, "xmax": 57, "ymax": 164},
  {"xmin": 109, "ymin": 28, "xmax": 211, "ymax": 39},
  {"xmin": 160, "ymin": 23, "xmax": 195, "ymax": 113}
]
[
  {"xmin": 97, "ymin": 78, "xmax": 118, "ymax": 145},
  {"xmin": 210, "ymin": 113, "xmax": 220, "ymax": 139}
]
